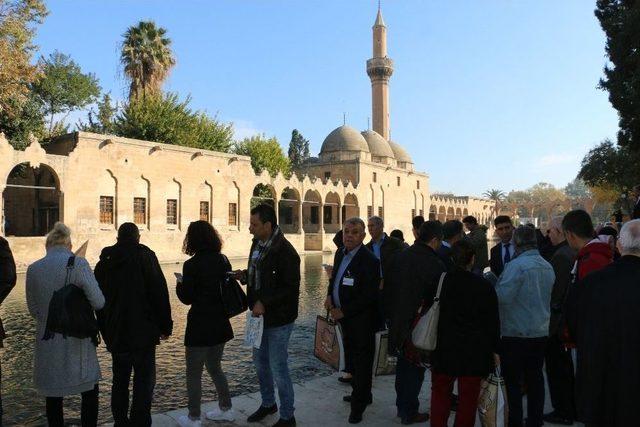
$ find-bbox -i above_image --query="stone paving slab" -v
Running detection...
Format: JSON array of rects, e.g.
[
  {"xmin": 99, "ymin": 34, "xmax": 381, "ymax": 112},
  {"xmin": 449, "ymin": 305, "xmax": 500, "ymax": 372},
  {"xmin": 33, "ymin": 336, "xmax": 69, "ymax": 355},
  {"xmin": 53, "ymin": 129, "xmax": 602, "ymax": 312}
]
[{"xmin": 138, "ymin": 372, "xmax": 581, "ymax": 427}]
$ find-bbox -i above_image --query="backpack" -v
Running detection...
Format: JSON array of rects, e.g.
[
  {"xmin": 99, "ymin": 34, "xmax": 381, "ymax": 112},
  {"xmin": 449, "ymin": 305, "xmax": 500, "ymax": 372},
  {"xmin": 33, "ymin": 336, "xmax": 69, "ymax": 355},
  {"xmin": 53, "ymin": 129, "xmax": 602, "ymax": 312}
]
[
  {"xmin": 219, "ymin": 255, "xmax": 248, "ymax": 318},
  {"xmin": 42, "ymin": 256, "xmax": 100, "ymax": 346}
]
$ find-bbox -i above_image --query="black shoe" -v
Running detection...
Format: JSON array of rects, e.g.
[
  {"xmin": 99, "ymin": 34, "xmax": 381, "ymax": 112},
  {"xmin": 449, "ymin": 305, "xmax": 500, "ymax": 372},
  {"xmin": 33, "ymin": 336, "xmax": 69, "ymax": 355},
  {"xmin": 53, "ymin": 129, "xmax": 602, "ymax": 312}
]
[
  {"xmin": 343, "ymin": 395, "xmax": 372, "ymax": 405},
  {"xmin": 543, "ymin": 411, "xmax": 573, "ymax": 425},
  {"xmin": 401, "ymin": 412, "xmax": 430, "ymax": 425},
  {"xmin": 348, "ymin": 412, "xmax": 363, "ymax": 424},
  {"xmin": 338, "ymin": 376, "xmax": 353, "ymax": 384},
  {"xmin": 247, "ymin": 404, "xmax": 278, "ymax": 422},
  {"xmin": 272, "ymin": 416, "xmax": 297, "ymax": 427}
]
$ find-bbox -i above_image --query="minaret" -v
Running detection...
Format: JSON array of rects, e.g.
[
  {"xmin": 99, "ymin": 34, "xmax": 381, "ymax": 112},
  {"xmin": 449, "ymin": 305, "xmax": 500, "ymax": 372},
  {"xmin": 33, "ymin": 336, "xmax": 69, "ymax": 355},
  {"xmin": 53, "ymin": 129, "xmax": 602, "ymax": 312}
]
[{"xmin": 367, "ymin": 5, "xmax": 394, "ymax": 141}]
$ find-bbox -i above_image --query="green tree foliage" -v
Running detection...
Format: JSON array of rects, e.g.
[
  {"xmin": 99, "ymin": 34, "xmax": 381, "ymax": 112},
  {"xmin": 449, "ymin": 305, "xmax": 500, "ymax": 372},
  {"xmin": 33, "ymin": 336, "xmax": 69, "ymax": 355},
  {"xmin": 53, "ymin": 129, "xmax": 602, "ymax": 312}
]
[
  {"xmin": 564, "ymin": 178, "xmax": 591, "ymax": 199},
  {"xmin": 234, "ymin": 134, "xmax": 291, "ymax": 177},
  {"xmin": 578, "ymin": 139, "xmax": 640, "ymax": 192},
  {"xmin": 0, "ymin": 95, "xmax": 44, "ymax": 149},
  {"xmin": 595, "ymin": 1, "xmax": 640, "ymax": 150},
  {"xmin": 78, "ymin": 93, "xmax": 117, "ymax": 134},
  {"xmin": 121, "ymin": 20, "xmax": 175, "ymax": 100},
  {"xmin": 0, "ymin": 0, "xmax": 48, "ymax": 117},
  {"xmin": 31, "ymin": 51, "xmax": 100, "ymax": 137},
  {"xmin": 287, "ymin": 129, "xmax": 310, "ymax": 168},
  {"xmin": 113, "ymin": 93, "xmax": 233, "ymax": 152}
]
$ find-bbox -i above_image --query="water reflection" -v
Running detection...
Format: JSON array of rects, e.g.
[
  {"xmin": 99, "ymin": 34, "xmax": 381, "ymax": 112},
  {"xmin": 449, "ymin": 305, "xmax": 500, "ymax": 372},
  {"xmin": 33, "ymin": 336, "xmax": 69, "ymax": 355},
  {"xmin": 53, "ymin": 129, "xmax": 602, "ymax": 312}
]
[{"xmin": 1, "ymin": 253, "xmax": 333, "ymax": 425}]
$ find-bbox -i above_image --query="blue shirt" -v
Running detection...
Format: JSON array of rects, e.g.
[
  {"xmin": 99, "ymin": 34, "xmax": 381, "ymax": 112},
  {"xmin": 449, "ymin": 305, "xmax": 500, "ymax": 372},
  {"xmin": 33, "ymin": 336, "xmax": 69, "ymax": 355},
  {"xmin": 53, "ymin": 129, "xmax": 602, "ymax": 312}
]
[
  {"xmin": 332, "ymin": 244, "xmax": 362, "ymax": 308},
  {"xmin": 495, "ymin": 249, "xmax": 555, "ymax": 338},
  {"xmin": 371, "ymin": 234, "xmax": 385, "ymax": 276}
]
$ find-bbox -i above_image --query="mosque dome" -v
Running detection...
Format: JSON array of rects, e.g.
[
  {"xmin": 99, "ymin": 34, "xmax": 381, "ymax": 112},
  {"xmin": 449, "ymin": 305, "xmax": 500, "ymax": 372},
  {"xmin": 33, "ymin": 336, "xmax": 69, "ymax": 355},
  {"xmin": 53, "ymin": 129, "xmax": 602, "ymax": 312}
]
[
  {"xmin": 320, "ymin": 125, "xmax": 370, "ymax": 154},
  {"xmin": 389, "ymin": 140, "xmax": 413, "ymax": 164},
  {"xmin": 361, "ymin": 130, "xmax": 395, "ymax": 158}
]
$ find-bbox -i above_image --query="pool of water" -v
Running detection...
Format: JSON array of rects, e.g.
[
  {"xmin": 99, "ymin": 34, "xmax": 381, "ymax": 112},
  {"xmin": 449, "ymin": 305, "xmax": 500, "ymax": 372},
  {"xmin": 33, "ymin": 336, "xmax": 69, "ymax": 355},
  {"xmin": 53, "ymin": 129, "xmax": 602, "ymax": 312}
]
[{"xmin": 1, "ymin": 253, "xmax": 334, "ymax": 425}]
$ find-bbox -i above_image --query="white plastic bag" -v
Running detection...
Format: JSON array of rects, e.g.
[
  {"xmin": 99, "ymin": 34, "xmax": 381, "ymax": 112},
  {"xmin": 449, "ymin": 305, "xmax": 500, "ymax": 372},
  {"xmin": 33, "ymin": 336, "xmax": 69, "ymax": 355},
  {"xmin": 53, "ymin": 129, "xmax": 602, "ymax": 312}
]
[
  {"xmin": 243, "ymin": 311, "xmax": 264, "ymax": 349},
  {"xmin": 411, "ymin": 272, "xmax": 446, "ymax": 351}
]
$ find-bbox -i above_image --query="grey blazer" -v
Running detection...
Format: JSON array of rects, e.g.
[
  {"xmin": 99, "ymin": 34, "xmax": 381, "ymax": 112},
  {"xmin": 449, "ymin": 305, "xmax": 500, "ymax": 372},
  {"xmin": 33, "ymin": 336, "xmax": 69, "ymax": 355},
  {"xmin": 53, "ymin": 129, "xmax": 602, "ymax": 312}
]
[{"xmin": 26, "ymin": 246, "xmax": 105, "ymax": 397}]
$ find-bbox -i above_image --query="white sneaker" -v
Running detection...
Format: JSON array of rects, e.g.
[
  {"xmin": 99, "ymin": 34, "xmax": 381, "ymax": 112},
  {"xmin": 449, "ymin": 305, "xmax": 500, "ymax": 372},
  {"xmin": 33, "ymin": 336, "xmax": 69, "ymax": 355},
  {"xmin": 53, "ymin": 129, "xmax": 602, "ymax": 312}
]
[
  {"xmin": 177, "ymin": 415, "xmax": 202, "ymax": 427},
  {"xmin": 206, "ymin": 407, "xmax": 236, "ymax": 422}
]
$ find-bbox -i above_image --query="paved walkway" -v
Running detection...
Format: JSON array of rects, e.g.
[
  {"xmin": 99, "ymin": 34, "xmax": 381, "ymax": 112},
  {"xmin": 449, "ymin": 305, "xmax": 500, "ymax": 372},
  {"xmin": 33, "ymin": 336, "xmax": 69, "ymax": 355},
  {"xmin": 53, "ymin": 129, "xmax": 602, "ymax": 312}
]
[{"xmin": 134, "ymin": 372, "xmax": 577, "ymax": 427}]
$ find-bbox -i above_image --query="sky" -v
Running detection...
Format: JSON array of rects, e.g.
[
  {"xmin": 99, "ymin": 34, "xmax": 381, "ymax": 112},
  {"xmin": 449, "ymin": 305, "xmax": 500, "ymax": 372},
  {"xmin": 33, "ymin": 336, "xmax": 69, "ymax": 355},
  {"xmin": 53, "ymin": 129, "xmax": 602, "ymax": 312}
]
[{"xmin": 34, "ymin": 0, "xmax": 619, "ymax": 197}]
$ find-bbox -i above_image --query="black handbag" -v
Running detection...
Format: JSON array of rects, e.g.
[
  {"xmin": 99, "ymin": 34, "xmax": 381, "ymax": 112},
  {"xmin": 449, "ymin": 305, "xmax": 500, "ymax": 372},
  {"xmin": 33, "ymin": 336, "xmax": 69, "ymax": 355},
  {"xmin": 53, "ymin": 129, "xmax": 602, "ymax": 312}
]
[
  {"xmin": 42, "ymin": 256, "xmax": 100, "ymax": 345},
  {"xmin": 219, "ymin": 255, "xmax": 248, "ymax": 318}
]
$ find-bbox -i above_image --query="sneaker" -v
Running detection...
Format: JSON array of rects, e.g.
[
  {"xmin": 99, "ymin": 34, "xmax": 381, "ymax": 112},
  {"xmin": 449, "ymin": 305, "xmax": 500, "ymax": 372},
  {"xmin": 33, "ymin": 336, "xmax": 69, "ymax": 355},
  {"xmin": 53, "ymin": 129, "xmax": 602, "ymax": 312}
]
[
  {"xmin": 247, "ymin": 404, "xmax": 278, "ymax": 422},
  {"xmin": 177, "ymin": 415, "xmax": 202, "ymax": 427},
  {"xmin": 206, "ymin": 408, "xmax": 236, "ymax": 422},
  {"xmin": 272, "ymin": 417, "xmax": 297, "ymax": 427}
]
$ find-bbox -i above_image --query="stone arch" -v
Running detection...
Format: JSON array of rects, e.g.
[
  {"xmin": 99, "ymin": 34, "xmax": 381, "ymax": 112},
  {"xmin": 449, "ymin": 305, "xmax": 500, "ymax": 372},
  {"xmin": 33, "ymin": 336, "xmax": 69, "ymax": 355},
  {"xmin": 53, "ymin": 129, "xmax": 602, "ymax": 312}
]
[
  {"xmin": 455, "ymin": 207, "xmax": 462, "ymax": 220},
  {"xmin": 463, "ymin": 208, "xmax": 469, "ymax": 217},
  {"xmin": 438, "ymin": 205, "xmax": 446, "ymax": 222},
  {"xmin": 429, "ymin": 204, "xmax": 437, "ymax": 221},
  {"xmin": 251, "ymin": 183, "xmax": 276, "ymax": 209},
  {"xmin": 165, "ymin": 178, "xmax": 182, "ymax": 229},
  {"xmin": 343, "ymin": 193, "xmax": 359, "ymax": 220},
  {"xmin": 324, "ymin": 191, "xmax": 341, "ymax": 233},
  {"xmin": 303, "ymin": 189, "xmax": 322, "ymax": 233},
  {"xmin": 279, "ymin": 187, "xmax": 301, "ymax": 234},
  {"xmin": 227, "ymin": 181, "xmax": 240, "ymax": 229},
  {"xmin": 446, "ymin": 207, "xmax": 454, "ymax": 221},
  {"xmin": 2, "ymin": 163, "xmax": 61, "ymax": 236},
  {"xmin": 197, "ymin": 181, "xmax": 213, "ymax": 222},
  {"xmin": 133, "ymin": 175, "xmax": 150, "ymax": 228}
]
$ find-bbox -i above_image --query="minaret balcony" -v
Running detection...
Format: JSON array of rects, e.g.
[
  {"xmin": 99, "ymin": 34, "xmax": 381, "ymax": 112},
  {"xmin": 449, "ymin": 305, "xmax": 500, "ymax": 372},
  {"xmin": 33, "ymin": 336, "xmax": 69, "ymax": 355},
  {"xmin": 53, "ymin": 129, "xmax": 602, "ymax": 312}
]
[{"xmin": 366, "ymin": 57, "xmax": 394, "ymax": 79}]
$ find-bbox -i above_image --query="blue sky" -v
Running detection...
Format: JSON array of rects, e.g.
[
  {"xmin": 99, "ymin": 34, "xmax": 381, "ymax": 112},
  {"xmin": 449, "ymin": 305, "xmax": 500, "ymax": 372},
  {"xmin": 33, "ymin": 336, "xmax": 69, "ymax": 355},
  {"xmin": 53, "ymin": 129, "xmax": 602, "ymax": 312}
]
[{"xmin": 35, "ymin": 0, "xmax": 618, "ymax": 196}]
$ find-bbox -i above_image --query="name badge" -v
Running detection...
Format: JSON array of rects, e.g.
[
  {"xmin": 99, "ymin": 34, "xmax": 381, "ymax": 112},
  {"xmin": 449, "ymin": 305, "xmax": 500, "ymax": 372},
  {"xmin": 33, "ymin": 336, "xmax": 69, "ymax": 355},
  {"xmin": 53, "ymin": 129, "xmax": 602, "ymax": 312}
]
[{"xmin": 342, "ymin": 277, "xmax": 354, "ymax": 287}]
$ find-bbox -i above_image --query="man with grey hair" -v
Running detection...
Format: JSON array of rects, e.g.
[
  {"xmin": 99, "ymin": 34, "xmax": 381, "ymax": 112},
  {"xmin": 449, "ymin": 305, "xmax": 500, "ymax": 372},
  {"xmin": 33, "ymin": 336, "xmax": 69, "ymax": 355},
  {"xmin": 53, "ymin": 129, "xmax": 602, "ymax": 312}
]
[
  {"xmin": 565, "ymin": 219, "xmax": 640, "ymax": 427},
  {"xmin": 543, "ymin": 217, "xmax": 577, "ymax": 425},
  {"xmin": 495, "ymin": 225, "xmax": 555, "ymax": 427},
  {"xmin": 325, "ymin": 217, "xmax": 380, "ymax": 424}
]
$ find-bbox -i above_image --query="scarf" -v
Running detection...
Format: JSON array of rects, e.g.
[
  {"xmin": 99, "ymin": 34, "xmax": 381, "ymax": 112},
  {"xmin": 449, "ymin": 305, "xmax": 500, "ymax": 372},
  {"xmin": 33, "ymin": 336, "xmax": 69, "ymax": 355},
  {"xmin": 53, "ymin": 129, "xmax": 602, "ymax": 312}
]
[{"xmin": 248, "ymin": 225, "xmax": 281, "ymax": 291}]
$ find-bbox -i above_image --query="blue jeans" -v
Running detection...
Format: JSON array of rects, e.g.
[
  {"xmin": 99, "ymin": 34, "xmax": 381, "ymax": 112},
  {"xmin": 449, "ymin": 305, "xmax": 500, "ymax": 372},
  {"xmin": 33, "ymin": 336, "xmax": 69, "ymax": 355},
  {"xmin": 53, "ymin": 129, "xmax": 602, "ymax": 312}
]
[{"xmin": 253, "ymin": 322, "xmax": 295, "ymax": 420}]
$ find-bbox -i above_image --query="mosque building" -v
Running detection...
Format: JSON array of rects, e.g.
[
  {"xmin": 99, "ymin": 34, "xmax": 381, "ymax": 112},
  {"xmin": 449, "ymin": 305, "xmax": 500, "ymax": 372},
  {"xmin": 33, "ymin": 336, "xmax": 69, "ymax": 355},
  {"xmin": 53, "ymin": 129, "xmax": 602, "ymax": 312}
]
[{"xmin": 0, "ymin": 7, "xmax": 494, "ymax": 267}]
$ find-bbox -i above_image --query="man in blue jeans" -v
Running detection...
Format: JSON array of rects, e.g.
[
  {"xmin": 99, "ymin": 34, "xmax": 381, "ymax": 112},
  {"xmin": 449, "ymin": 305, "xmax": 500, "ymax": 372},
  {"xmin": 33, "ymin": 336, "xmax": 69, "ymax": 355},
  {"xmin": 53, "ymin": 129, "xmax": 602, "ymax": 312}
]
[{"xmin": 237, "ymin": 205, "xmax": 300, "ymax": 427}]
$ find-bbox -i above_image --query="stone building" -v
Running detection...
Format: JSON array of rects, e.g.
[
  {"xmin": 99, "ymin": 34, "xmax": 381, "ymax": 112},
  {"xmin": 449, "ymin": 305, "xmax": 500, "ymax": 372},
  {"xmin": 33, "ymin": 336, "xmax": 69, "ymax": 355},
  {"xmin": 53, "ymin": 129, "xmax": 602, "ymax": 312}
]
[{"xmin": 0, "ymin": 7, "xmax": 493, "ymax": 268}]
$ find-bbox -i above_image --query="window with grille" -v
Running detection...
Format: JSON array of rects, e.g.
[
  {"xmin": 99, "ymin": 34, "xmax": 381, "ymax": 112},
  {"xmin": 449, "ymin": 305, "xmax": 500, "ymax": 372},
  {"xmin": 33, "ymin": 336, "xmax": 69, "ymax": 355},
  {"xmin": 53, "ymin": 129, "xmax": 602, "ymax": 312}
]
[
  {"xmin": 411, "ymin": 209, "xmax": 416, "ymax": 220},
  {"xmin": 419, "ymin": 209, "xmax": 424, "ymax": 217},
  {"xmin": 417, "ymin": 180, "xmax": 420, "ymax": 189},
  {"xmin": 310, "ymin": 206, "xmax": 319, "ymax": 224},
  {"xmin": 323, "ymin": 205, "xmax": 332, "ymax": 224},
  {"xmin": 397, "ymin": 176, "xmax": 401, "ymax": 186},
  {"xmin": 133, "ymin": 198, "xmax": 146, "ymax": 224},
  {"xmin": 324, "ymin": 171, "xmax": 331, "ymax": 179},
  {"xmin": 378, "ymin": 207, "xmax": 383, "ymax": 218},
  {"xmin": 373, "ymin": 172, "xmax": 377, "ymax": 183},
  {"xmin": 200, "ymin": 201, "xmax": 210, "ymax": 222},
  {"xmin": 228, "ymin": 203, "xmax": 237, "ymax": 226},
  {"xmin": 367, "ymin": 206, "xmax": 373, "ymax": 218},
  {"xmin": 99, "ymin": 196, "xmax": 114, "ymax": 224},
  {"xmin": 166, "ymin": 199, "xmax": 177, "ymax": 225}
]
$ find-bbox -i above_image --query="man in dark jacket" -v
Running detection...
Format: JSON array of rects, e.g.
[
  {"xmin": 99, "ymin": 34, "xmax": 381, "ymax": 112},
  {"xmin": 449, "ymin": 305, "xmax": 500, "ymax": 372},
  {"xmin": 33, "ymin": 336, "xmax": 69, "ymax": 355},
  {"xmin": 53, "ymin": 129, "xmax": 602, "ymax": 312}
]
[
  {"xmin": 631, "ymin": 184, "xmax": 640, "ymax": 220},
  {"xmin": 489, "ymin": 215, "xmax": 515, "ymax": 277},
  {"xmin": 566, "ymin": 219, "xmax": 640, "ymax": 427},
  {"xmin": 462, "ymin": 216, "xmax": 489, "ymax": 275},
  {"xmin": 366, "ymin": 215, "xmax": 403, "ymax": 324},
  {"xmin": 437, "ymin": 220, "xmax": 464, "ymax": 272},
  {"xmin": 389, "ymin": 221, "xmax": 446, "ymax": 425},
  {"xmin": 94, "ymin": 223, "xmax": 173, "ymax": 427},
  {"xmin": 240, "ymin": 205, "xmax": 300, "ymax": 427},
  {"xmin": 543, "ymin": 217, "xmax": 576, "ymax": 425},
  {"xmin": 325, "ymin": 217, "xmax": 380, "ymax": 424},
  {"xmin": 0, "ymin": 236, "xmax": 16, "ymax": 421}
]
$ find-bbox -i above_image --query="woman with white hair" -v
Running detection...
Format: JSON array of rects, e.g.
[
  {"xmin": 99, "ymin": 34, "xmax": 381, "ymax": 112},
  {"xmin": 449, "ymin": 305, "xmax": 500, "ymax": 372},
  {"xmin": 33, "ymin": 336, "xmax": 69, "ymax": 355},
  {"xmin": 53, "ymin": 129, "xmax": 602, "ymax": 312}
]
[{"xmin": 26, "ymin": 222, "xmax": 105, "ymax": 426}]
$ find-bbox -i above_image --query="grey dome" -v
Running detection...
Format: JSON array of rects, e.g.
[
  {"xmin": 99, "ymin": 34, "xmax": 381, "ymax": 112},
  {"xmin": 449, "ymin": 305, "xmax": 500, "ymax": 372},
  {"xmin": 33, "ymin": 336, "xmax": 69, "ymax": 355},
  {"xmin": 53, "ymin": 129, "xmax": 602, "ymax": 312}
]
[
  {"xmin": 361, "ymin": 130, "xmax": 394, "ymax": 158},
  {"xmin": 389, "ymin": 140, "xmax": 413, "ymax": 163},
  {"xmin": 320, "ymin": 125, "xmax": 370, "ymax": 154}
]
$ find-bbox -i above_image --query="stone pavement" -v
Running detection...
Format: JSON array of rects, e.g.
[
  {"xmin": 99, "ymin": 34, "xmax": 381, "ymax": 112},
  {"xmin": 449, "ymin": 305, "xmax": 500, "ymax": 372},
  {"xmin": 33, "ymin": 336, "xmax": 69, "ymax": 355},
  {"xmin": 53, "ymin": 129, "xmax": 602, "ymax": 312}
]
[{"xmin": 132, "ymin": 372, "xmax": 577, "ymax": 427}]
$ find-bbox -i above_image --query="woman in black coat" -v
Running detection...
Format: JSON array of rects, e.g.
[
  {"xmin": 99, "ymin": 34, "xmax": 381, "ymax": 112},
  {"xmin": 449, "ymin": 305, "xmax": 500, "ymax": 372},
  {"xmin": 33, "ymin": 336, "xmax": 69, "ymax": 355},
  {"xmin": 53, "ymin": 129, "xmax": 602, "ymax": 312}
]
[
  {"xmin": 430, "ymin": 240, "xmax": 500, "ymax": 427},
  {"xmin": 176, "ymin": 221, "xmax": 235, "ymax": 426}
]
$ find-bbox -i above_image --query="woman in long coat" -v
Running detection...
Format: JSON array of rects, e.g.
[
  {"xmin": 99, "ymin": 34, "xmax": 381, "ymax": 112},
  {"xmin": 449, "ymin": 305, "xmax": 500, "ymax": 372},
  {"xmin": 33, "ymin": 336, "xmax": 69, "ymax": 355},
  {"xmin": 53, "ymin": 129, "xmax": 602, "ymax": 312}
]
[{"xmin": 26, "ymin": 222, "xmax": 104, "ymax": 426}]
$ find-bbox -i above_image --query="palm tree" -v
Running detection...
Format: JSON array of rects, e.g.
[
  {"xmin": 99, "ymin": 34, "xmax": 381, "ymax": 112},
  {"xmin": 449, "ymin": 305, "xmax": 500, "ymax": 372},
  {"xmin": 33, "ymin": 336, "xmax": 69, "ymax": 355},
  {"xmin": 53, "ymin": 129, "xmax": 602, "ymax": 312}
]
[
  {"xmin": 483, "ymin": 188, "xmax": 506, "ymax": 216},
  {"xmin": 120, "ymin": 21, "xmax": 175, "ymax": 100}
]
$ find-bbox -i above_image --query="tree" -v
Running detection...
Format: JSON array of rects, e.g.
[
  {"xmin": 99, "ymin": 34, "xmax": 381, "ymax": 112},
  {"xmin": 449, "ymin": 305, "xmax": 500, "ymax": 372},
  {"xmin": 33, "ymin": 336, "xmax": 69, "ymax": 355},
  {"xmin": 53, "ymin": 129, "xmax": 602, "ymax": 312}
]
[
  {"xmin": 564, "ymin": 178, "xmax": 591, "ymax": 199},
  {"xmin": 287, "ymin": 129, "xmax": 310, "ymax": 168},
  {"xmin": 121, "ymin": 21, "xmax": 175, "ymax": 100},
  {"xmin": 114, "ymin": 92, "xmax": 233, "ymax": 152},
  {"xmin": 77, "ymin": 92, "xmax": 117, "ymax": 134},
  {"xmin": 0, "ymin": 0, "xmax": 48, "ymax": 117},
  {"xmin": 234, "ymin": 134, "xmax": 291, "ymax": 177},
  {"xmin": 595, "ymin": 1, "xmax": 640, "ymax": 150},
  {"xmin": 0, "ymin": 94, "xmax": 44, "ymax": 149},
  {"xmin": 578, "ymin": 139, "xmax": 640, "ymax": 193},
  {"xmin": 483, "ymin": 188, "xmax": 505, "ymax": 215},
  {"xmin": 31, "ymin": 51, "xmax": 101, "ymax": 137}
]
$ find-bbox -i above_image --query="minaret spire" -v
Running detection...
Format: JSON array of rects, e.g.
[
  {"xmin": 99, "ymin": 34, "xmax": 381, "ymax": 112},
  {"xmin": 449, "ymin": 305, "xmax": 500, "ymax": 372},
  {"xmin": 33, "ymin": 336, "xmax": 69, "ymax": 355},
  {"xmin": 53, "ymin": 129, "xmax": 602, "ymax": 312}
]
[{"xmin": 367, "ymin": 3, "xmax": 394, "ymax": 140}]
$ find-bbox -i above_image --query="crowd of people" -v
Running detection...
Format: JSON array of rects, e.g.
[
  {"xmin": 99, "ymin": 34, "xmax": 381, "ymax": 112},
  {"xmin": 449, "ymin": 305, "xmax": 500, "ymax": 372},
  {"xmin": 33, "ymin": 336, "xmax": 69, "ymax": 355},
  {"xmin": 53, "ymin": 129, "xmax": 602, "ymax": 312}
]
[{"xmin": 0, "ymin": 193, "xmax": 639, "ymax": 426}]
